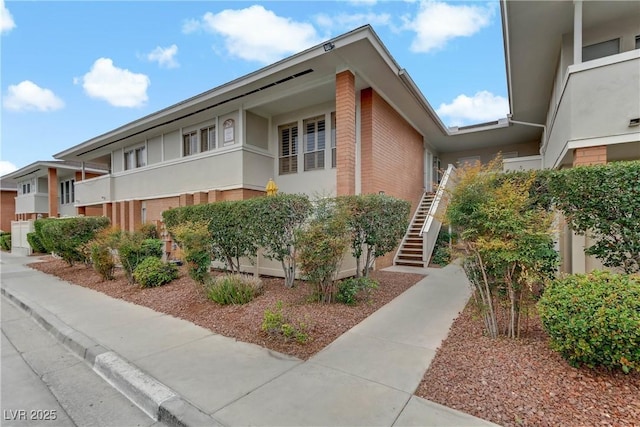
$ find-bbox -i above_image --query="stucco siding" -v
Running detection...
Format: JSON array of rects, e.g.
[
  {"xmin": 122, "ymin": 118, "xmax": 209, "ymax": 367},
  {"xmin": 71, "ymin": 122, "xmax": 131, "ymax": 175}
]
[
  {"xmin": 147, "ymin": 135, "xmax": 163, "ymax": 165},
  {"xmin": 245, "ymin": 111, "xmax": 269, "ymax": 150}
]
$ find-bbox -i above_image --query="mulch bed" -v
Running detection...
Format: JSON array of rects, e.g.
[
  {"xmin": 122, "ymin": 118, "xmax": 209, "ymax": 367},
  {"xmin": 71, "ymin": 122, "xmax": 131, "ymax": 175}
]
[
  {"xmin": 416, "ymin": 302, "xmax": 640, "ymax": 426},
  {"xmin": 28, "ymin": 256, "xmax": 423, "ymax": 360}
]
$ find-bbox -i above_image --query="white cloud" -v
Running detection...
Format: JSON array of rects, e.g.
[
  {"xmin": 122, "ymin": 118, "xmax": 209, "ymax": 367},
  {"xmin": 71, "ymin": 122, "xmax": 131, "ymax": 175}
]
[
  {"xmin": 80, "ymin": 58, "xmax": 150, "ymax": 107},
  {"xmin": 191, "ymin": 5, "xmax": 320, "ymax": 64},
  {"xmin": 315, "ymin": 12, "xmax": 391, "ymax": 33},
  {"xmin": 3, "ymin": 80, "xmax": 64, "ymax": 112},
  {"xmin": 347, "ymin": 0, "xmax": 378, "ymax": 5},
  {"xmin": 146, "ymin": 44, "xmax": 179, "ymax": 68},
  {"xmin": 436, "ymin": 91, "xmax": 509, "ymax": 127},
  {"xmin": 0, "ymin": 160, "xmax": 17, "ymax": 176},
  {"xmin": 405, "ymin": 0, "xmax": 494, "ymax": 53},
  {"xmin": 1, "ymin": 0, "xmax": 16, "ymax": 34},
  {"xmin": 181, "ymin": 18, "xmax": 201, "ymax": 34}
]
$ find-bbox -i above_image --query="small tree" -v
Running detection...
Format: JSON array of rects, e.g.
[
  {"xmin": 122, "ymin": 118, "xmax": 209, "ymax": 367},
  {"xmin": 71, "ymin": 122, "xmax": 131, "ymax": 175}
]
[
  {"xmin": 447, "ymin": 161, "xmax": 557, "ymax": 339},
  {"xmin": 207, "ymin": 200, "xmax": 258, "ymax": 274},
  {"xmin": 251, "ymin": 194, "xmax": 312, "ymax": 288},
  {"xmin": 297, "ymin": 200, "xmax": 350, "ymax": 303},
  {"xmin": 338, "ymin": 194, "xmax": 410, "ymax": 277}
]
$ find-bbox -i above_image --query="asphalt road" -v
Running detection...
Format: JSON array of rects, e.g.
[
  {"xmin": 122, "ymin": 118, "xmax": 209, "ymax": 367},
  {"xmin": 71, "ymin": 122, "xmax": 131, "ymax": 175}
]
[{"xmin": 1, "ymin": 296, "xmax": 161, "ymax": 427}]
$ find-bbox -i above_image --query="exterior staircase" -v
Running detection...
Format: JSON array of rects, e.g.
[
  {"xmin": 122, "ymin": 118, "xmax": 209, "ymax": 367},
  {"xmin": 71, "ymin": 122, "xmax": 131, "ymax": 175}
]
[{"xmin": 394, "ymin": 192, "xmax": 435, "ymax": 267}]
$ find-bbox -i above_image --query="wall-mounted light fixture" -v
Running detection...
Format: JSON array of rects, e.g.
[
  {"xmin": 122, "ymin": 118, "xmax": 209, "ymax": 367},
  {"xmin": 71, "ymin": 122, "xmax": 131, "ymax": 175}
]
[{"xmin": 323, "ymin": 42, "xmax": 335, "ymax": 52}]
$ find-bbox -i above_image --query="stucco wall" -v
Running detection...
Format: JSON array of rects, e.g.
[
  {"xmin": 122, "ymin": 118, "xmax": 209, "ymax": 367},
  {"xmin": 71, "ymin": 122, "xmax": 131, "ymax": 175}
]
[
  {"xmin": 245, "ymin": 111, "xmax": 269, "ymax": 150},
  {"xmin": 439, "ymin": 141, "xmax": 540, "ymax": 169}
]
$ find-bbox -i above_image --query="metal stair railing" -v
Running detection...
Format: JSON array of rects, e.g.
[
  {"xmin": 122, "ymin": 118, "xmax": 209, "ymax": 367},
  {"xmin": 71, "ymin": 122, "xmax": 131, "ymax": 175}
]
[{"xmin": 420, "ymin": 164, "xmax": 456, "ymax": 266}]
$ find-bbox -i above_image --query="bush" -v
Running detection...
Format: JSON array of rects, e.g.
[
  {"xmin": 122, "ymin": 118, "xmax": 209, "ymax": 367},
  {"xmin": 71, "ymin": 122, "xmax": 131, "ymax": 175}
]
[
  {"xmin": 336, "ymin": 277, "xmax": 379, "ymax": 305},
  {"xmin": 119, "ymin": 233, "xmax": 163, "ymax": 283},
  {"xmin": 91, "ymin": 245, "xmax": 115, "ymax": 281},
  {"xmin": 206, "ymin": 274, "xmax": 263, "ymax": 305},
  {"xmin": 137, "ymin": 223, "xmax": 159, "ymax": 239},
  {"xmin": 38, "ymin": 217, "xmax": 110, "ymax": 265},
  {"xmin": 297, "ymin": 202, "xmax": 350, "ymax": 304},
  {"xmin": 133, "ymin": 256, "xmax": 178, "ymax": 288},
  {"xmin": 0, "ymin": 233, "xmax": 11, "ymax": 251},
  {"xmin": 538, "ymin": 271, "xmax": 640, "ymax": 373},
  {"xmin": 27, "ymin": 232, "xmax": 47, "ymax": 253},
  {"xmin": 170, "ymin": 221, "xmax": 211, "ymax": 284},
  {"xmin": 261, "ymin": 301, "xmax": 309, "ymax": 344}
]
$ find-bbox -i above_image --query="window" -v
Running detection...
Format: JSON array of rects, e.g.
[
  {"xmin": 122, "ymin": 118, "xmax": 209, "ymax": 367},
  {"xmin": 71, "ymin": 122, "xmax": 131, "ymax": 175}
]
[
  {"xmin": 636, "ymin": 35, "xmax": 640, "ymax": 50},
  {"xmin": 183, "ymin": 131, "xmax": 198, "ymax": 156},
  {"xmin": 331, "ymin": 112, "xmax": 336, "ymax": 168},
  {"xmin": 582, "ymin": 38, "xmax": 620, "ymax": 62},
  {"xmin": 19, "ymin": 178, "xmax": 34, "ymax": 195},
  {"xmin": 125, "ymin": 146, "xmax": 146, "ymax": 170},
  {"xmin": 279, "ymin": 122, "xmax": 298, "ymax": 175},
  {"xmin": 60, "ymin": 179, "xmax": 75, "ymax": 204},
  {"xmin": 303, "ymin": 116, "xmax": 326, "ymax": 171},
  {"xmin": 200, "ymin": 125, "xmax": 216, "ymax": 152}
]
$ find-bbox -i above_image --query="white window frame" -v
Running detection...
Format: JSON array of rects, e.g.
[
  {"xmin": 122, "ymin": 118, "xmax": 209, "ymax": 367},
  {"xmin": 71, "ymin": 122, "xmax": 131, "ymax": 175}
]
[
  {"xmin": 279, "ymin": 122, "xmax": 298, "ymax": 175},
  {"xmin": 124, "ymin": 145, "xmax": 146, "ymax": 170},
  {"xmin": 60, "ymin": 178, "xmax": 75, "ymax": 205},
  {"xmin": 19, "ymin": 178, "xmax": 35, "ymax": 195},
  {"xmin": 331, "ymin": 112, "xmax": 336, "ymax": 169},
  {"xmin": 182, "ymin": 131, "xmax": 198, "ymax": 157},
  {"xmin": 200, "ymin": 125, "xmax": 216, "ymax": 152},
  {"xmin": 303, "ymin": 115, "xmax": 326, "ymax": 171}
]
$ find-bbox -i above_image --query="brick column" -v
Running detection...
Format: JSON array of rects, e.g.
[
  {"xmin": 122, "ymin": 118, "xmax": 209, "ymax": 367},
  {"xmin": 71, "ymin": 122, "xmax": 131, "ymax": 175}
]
[
  {"xmin": 120, "ymin": 201, "xmax": 129, "ymax": 232},
  {"xmin": 179, "ymin": 193, "xmax": 193, "ymax": 207},
  {"xmin": 193, "ymin": 192, "xmax": 208, "ymax": 205},
  {"xmin": 573, "ymin": 146, "xmax": 607, "ymax": 166},
  {"xmin": 48, "ymin": 168, "xmax": 58, "ymax": 217},
  {"xmin": 103, "ymin": 203, "xmax": 113, "ymax": 223},
  {"xmin": 112, "ymin": 202, "xmax": 121, "ymax": 229},
  {"xmin": 336, "ymin": 70, "xmax": 356, "ymax": 196},
  {"xmin": 129, "ymin": 200, "xmax": 142, "ymax": 232},
  {"xmin": 208, "ymin": 190, "xmax": 222, "ymax": 203}
]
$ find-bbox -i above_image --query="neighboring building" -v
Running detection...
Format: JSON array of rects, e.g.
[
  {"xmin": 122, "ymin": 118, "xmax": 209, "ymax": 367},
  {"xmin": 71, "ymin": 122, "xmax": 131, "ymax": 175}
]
[
  {"xmin": 0, "ymin": 178, "xmax": 17, "ymax": 232},
  {"xmin": 2, "ymin": 161, "xmax": 108, "ymax": 220},
  {"xmin": 49, "ymin": 1, "xmax": 638, "ymax": 272}
]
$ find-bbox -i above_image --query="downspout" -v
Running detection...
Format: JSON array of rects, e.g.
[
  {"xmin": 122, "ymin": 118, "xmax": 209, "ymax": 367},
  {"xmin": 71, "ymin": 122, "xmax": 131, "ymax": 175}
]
[
  {"xmin": 507, "ymin": 116, "xmax": 548, "ymax": 155},
  {"xmin": 500, "ymin": 0, "xmax": 515, "ymax": 116}
]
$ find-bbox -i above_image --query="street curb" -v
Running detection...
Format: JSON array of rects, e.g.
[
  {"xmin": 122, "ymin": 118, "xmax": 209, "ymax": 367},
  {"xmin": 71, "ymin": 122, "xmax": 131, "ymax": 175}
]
[{"xmin": 1, "ymin": 286, "xmax": 222, "ymax": 427}]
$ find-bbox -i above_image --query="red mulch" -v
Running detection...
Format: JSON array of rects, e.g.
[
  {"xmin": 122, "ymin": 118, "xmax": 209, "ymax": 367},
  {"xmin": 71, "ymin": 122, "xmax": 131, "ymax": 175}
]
[{"xmin": 416, "ymin": 302, "xmax": 640, "ymax": 426}]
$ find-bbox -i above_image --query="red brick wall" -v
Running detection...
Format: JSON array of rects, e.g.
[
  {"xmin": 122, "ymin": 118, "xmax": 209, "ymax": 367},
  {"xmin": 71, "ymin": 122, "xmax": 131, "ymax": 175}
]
[
  {"xmin": 361, "ymin": 88, "xmax": 424, "ymax": 268},
  {"xmin": 145, "ymin": 197, "xmax": 180, "ymax": 224},
  {"xmin": 573, "ymin": 146, "xmax": 607, "ymax": 166},
  {"xmin": 336, "ymin": 71, "xmax": 356, "ymax": 196},
  {"xmin": 48, "ymin": 168, "xmax": 58, "ymax": 217},
  {"xmin": 0, "ymin": 190, "xmax": 16, "ymax": 232}
]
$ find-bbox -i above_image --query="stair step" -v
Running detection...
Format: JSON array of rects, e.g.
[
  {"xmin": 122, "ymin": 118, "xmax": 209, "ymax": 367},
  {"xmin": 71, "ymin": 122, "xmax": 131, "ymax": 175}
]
[{"xmin": 396, "ymin": 260, "xmax": 425, "ymax": 267}]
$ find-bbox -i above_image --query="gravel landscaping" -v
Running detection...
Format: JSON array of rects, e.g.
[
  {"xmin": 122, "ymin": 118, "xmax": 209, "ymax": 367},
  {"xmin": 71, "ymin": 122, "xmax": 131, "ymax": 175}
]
[
  {"xmin": 28, "ymin": 256, "xmax": 423, "ymax": 360},
  {"xmin": 416, "ymin": 302, "xmax": 640, "ymax": 426}
]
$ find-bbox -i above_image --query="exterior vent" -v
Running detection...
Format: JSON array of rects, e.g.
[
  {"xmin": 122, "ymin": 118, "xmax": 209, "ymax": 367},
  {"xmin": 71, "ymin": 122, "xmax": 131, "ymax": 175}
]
[{"xmin": 629, "ymin": 118, "xmax": 640, "ymax": 127}]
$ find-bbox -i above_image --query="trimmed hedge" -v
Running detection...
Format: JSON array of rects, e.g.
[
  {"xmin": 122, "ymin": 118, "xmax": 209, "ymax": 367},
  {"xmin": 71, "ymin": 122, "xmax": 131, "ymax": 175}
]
[
  {"xmin": 538, "ymin": 271, "xmax": 640, "ymax": 373},
  {"xmin": 38, "ymin": 217, "xmax": 110, "ymax": 265},
  {"xmin": 119, "ymin": 234, "xmax": 163, "ymax": 283},
  {"xmin": 27, "ymin": 232, "xmax": 47, "ymax": 253},
  {"xmin": 0, "ymin": 232, "xmax": 10, "ymax": 251}
]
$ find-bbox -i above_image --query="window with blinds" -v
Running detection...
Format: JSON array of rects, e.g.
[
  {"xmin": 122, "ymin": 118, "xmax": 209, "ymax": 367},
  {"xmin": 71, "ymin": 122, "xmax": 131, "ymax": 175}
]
[
  {"xmin": 303, "ymin": 116, "xmax": 325, "ymax": 171},
  {"xmin": 279, "ymin": 122, "xmax": 298, "ymax": 175}
]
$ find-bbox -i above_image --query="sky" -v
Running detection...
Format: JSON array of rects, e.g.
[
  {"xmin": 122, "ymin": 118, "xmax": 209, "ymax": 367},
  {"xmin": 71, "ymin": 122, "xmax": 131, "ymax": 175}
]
[{"xmin": 0, "ymin": 0, "xmax": 509, "ymax": 176}]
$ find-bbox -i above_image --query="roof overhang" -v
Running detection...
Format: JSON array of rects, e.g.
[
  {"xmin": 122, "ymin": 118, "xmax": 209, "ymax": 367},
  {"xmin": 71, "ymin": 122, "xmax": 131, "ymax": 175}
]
[
  {"xmin": 501, "ymin": 0, "xmax": 640, "ymax": 125},
  {"xmin": 2, "ymin": 161, "xmax": 108, "ymax": 182}
]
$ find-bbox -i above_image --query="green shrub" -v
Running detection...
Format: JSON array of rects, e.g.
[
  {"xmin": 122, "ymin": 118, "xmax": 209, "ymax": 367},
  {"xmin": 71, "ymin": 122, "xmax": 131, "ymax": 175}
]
[
  {"xmin": 430, "ymin": 230, "xmax": 455, "ymax": 266},
  {"xmin": 0, "ymin": 233, "xmax": 11, "ymax": 251},
  {"xmin": 27, "ymin": 232, "xmax": 47, "ymax": 253},
  {"xmin": 91, "ymin": 245, "xmax": 115, "ymax": 281},
  {"xmin": 170, "ymin": 221, "xmax": 211, "ymax": 284},
  {"xmin": 297, "ymin": 202, "xmax": 350, "ymax": 304},
  {"xmin": 538, "ymin": 271, "xmax": 640, "ymax": 373},
  {"xmin": 118, "ymin": 233, "xmax": 163, "ymax": 283},
  {"xmin": 261, "ymin": 301, "xmax": 309, "ymax": 344},
  {"xmin": 206, "ymin": 274, "xmax": 263, "ymax": 305},
  {"xmin": 137, "ymin": 223, "xmax": 159, "ymax": 239},
  {"xmin": 336, "ymin": 277, "xmax": 379, "ymax": 305},
  {"xmin": 38, "ymin": 217, "xmax": 110, "ymax": 265},
  {"xmin": 133, "ymin": 256, "xmax": 178, "ymax": 288}
]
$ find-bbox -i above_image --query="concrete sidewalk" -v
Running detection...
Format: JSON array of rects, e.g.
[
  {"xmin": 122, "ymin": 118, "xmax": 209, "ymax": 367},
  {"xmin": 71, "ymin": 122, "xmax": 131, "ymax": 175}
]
[{"xmin": 0, "ymin": 251, "xmax": 498, "ymax": 427}]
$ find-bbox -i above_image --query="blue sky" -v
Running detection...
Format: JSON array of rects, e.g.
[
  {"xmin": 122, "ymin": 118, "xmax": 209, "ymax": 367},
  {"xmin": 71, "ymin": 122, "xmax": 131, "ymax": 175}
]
[{"xmin": 1, "ymin": 0, "xmax": 508, "ymax": 175}]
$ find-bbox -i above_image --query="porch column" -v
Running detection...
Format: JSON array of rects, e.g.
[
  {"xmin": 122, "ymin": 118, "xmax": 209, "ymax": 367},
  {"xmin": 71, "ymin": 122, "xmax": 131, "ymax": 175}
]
[
  {"xmin": 193, "ymin": 192, "xmax": 208, "ymax": 205},
  {"xmin": 336, "ymin": 70, "xmax": 356, "ymax": 195},
  {"xmin": 112, "ymin": 202, "xmax": 121, "ymax": 229},
  {"xmin": 120, "ymin": 201, "xmax": 129, "ymax": 232},
  {"xmin": 208, "ymin": 190, "xmax": 222, "ymax": 203},
  {"xmin": 129, "ymin": 200, "xmax": 142, "ymax": 232},
  {"xmin": 573, "ymin": 0, "xmax": 583, "ymax": 65},
  {"xmin": 47, "ymin": 168, "xmax": 58, "ymax": 217},
  {"xmin": 103, "ymin": 203, "xmax": 113, "ymax": 222}
]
